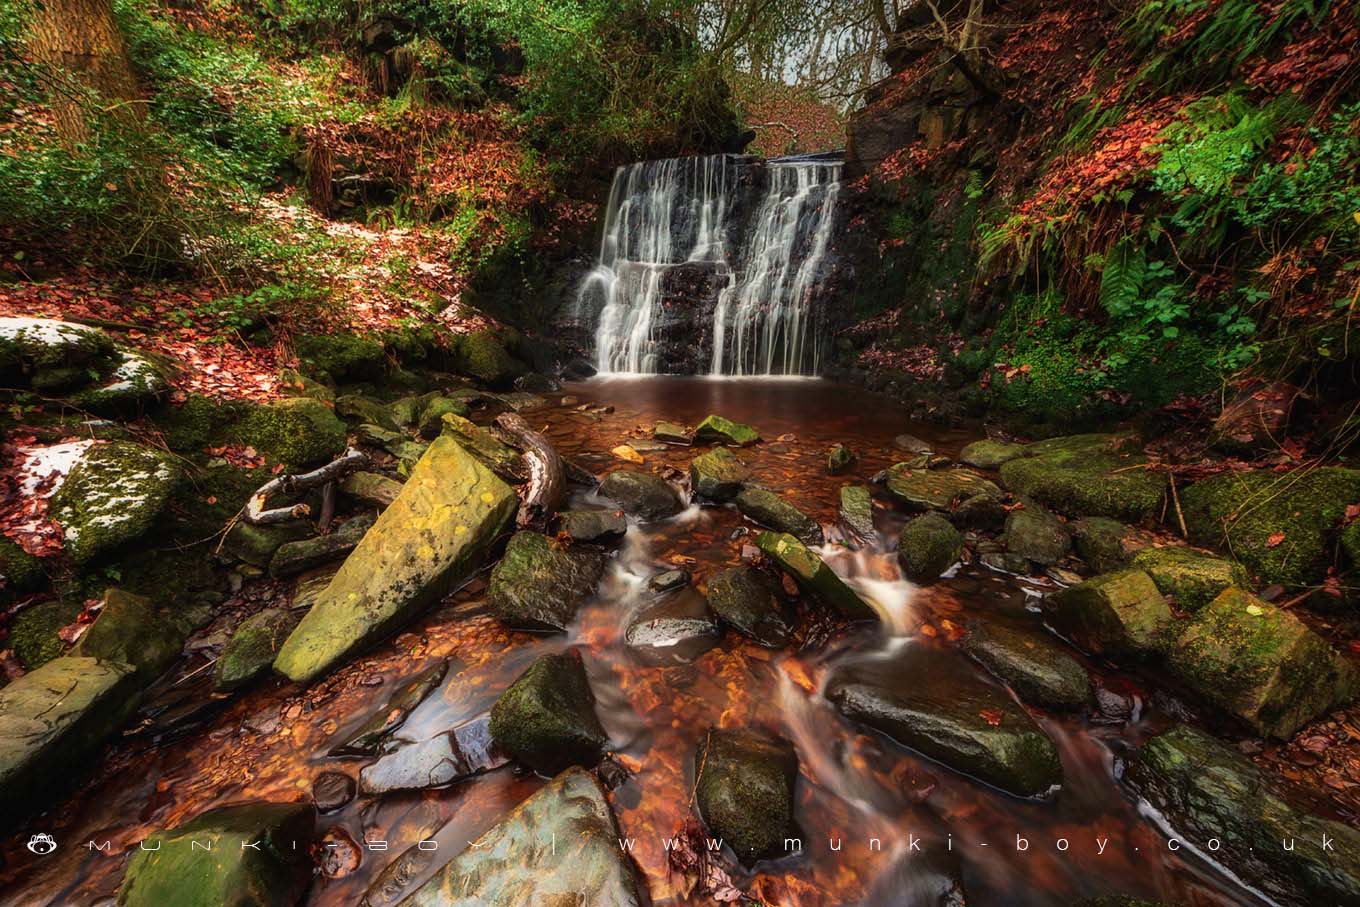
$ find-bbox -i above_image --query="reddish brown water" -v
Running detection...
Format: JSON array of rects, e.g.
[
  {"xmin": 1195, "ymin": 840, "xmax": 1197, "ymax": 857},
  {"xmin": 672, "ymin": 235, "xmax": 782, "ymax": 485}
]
[{"xmin": 1, "ymin": 377, "xmax": 1272, "ymax": 907}]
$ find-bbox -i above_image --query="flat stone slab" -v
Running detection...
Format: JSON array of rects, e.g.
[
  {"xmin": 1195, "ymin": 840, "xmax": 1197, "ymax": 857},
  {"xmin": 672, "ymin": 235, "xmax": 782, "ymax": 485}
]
[
  {"xmin": 885, "ymin": 466, "xmax": 1001, "ymax": 513},
  {"xmin": 1042, "ymin": 568, "xmax": 1173, "ymax": 658},
  {"xmin": 962, "ymin": 621, "xmax": 1091, "ymax": 711},
  {"xmin": 359, "ymin": 715, "xmax": 506, "ymax": 794}
]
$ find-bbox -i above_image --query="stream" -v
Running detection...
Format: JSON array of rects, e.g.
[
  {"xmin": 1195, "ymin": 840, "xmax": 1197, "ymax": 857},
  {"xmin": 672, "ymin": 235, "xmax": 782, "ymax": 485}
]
[{"xmin": 1, "ymin": 377, "xmax": 1275, "ymax": 907}]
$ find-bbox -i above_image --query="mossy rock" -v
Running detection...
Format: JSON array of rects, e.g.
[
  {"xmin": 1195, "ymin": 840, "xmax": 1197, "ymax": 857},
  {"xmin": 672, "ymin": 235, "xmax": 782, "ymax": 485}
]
[
  {"xmin": 9, "ymin": 599, "xmax": 80, "ymax": 669},
  {"xmin": 885, "ymin": 466, "xmax": 1001, "ymax": 513},
  {"xmin": 70, "ymin": 351, "xmax": 168, "ymax": 416},
  {"xmin": 0, "ymin": 317, "xmax": 114, "ymax": 373},
  {"xmin": 269, "ymin": 514, "xmax": 373, "ymax": 578},
  {"xmin": 1181, "ymin": 467, "xmax": 1360, "ymax": 589},
  {"xmin": 1072, "ymin": 517, "xmax": 1140, "ymax": 573},
  {"xmin": 959, "ymin": 439, "xmax": 1026, "ymax": 470},
  {"xmin": 417, "ymin": 396, "xmax": 470, "ymax": 439},
  {"xmin": 339, "ymin": 471, "xmax": 403, "ymax": 509},
  {"xmin": 50, "ymin": 442, "xmax": 182, "ymax": 565},
  {"xmin": 489, "ymin": 651, "xmax": 608, "ymax": 775},
  {"xmin": 557, "ymin": 509, "xmax": 627, "ymax": 544},
  {"xmin": 276, "ymin": 367, "xmax": 334, "ymax": 402},
  {"xmin": 693, "ymin": 728, "xmax": 798, "ymax": 863},
  {"xmin": 1130, "ymin": 546, "xmax": 1249, "ymax": 612},
  {"xmin": 1041, "ymin": 569, "xmax": 1174, "ymax": 658},
  {"xmin": 294, "ymin": 332, "xmax": 386, "ymax": 382},
  {"xmin": 334, "ymin": 394, "xmax": 401, "ymax": 432},
  {"xmin": 223, "ymin": 520, "xmax": 313, "ymax": 569},
  {"xmin": 235, "ymin": 397, "xmax": 347, "ymax": 469},
  {"xmin": 962, "ymin": 622, "xmax": 1092, "ymax": 711},
  {"xmin": 214, "ymin": 609, "xmax": 298, "ymax": 692},
  {"xmin": 71, "ymin": 589, "xmax": 186, "ymax": 683},
  {"xmin": 654, "ymin": 420, "xmax": 694, "ymax": 445},
  {"xmin": 736, "ymin": 487, "xmax": 823, "ymax": 545},
  {"xmin": 156, "ymin": 394, "xmax": 242, "ymax": 452},
  {"xmin": 0, "ymin": 538, "xmax": 45, "ymax": 601},
  {"xmin": 897, "ymin": 513, "xmax": 963, "ymax": 582},
  {"xmin": 839, "ymin": 484, "xmax": 876, "ymax": 539},
  {"xmin": 827, "ymin": 443, "xmax": 855, "ymax": 474},
  {"xmin": 599, "ymin": 470, "xmax": 683, "ymax": 521},
  {"xmin": 689, "ymin": 447, "xmax": 750, "ymax": 502},
  {"xmin": 1003, "ymin": 506, "xmax": 1071, "ymax": 566},
  {"xmin": 757, "ymin": 531, "xmax": 876, "ymax": 620},
  {"xmin": 694, "ymin": 414, "xmax": 761, "ymax": 447},
  {"xmin": 998, "ymin": 435, "xmax": 1164, "ymax": 523},
  {"xmin": 440, "ymin": 413, "xmax": 525, "ymax": 482},
  {"xmin": 705, "ymin": 566, "xmax": 791, "ymax": 647},
  {"xmin": 951, "ymin": 492, "xmax": 1008, "ymax": 532},
  {"xmin": 454, "ymin": 330, "xmax": 524, "ymax": 388},
  {"xmin": 487, "ymin": 532, "xmax": 607, "ymax": 632}
]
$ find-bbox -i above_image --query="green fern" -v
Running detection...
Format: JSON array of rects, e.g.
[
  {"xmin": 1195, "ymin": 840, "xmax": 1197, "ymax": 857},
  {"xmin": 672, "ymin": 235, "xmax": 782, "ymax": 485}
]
[{"xmin": 1099, "ymin": 240, "xmax": 1146, "ymax": 318}]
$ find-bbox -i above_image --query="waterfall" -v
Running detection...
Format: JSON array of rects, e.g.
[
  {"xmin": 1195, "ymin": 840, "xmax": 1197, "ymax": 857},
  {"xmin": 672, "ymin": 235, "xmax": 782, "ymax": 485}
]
[{"xmin": 574, "ymin": 153, "xmax": 842, "ymax": 376}]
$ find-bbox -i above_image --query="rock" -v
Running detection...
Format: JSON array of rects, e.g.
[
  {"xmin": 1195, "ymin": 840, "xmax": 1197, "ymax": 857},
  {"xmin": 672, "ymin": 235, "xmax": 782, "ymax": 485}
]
[
  {"xmin": 72, "ymin": 589, "xmax": 184, "ymax": 683},
  {"xmin": 358, "ymin": 715, "xmax": 504, "ymax": 794},
  {"xmin": 50, "ymin": 441, "xmax": 181, "ymax": 565},
  {"xmin": 389, "ymin": 394, "xmax": 430, "ymax": 427},
  {"xmin": 454, "ymin": 330, "xmax": 523, "ymax": 387},
  {"xmin": 0, "ymin": 657, "xmax": 140, "ymax": 817},
  {"xmin": 647, "ymin": 568, "xmax": 690, "ymax": 593},
  {"xmin": 897, "ymin": 513, "xmax": 963, "ymax": 582},
  {"xmin": 999, "ymin": 434, "xmax": 1164, "ymax": 523},
  {"xmin": 0, "ymin": 537, "xmax": 44, "ymax": 604},
  {"xmin": 892, "ymin": 433, "xmax": 934, "ymax": 454},
  {"xmin": 277, "ymin": 367, "xmax": 334, "ymax": 402},
  {"xmin": 236, "ymin": 397, "xmax": 347, "ymax": 470},
  {"xmin": 355, "ymin": 422, "xmax": 405, "ymax": 450},
  {"xmin": 693, "ymin": 729, "xmax": 798, "ymax": 863},
  {"xmin": 1126, "ymin": 725, "xmax": 1360, "ymax": 906},
  {"xmin": 1167, "ymin": 588, "xmax": 1360, "ymax": 738},
  {"xmin": 599, "ymin": 470, "xmax": 683, "ymax": 520},
  {"xmin": 1042, "ymin": 569, "xmax": 1173, "ymax": 658},
  {"xmin": 827, "ymin": 648, "xmax": 1062, "ymax": 798},
  {"xmin": 487, "ymin": 532, "xmax": 606, "ymax": 632},
  {"xmin": 295, "ymin": 332, "xmax": 386, "ymax": 382},
  {"xmin": 335, "ymin": 394, "xmax": 402, "ymax": 432},
  {"xmin": 373, "ymin": 768, "xmax": 643, "ymax": 907},
  {"xmin": 611, "ymin": 443, "xmax": 644, "ymax": 464},
  {"xmin": 71, "ymin": 351, "xmax": 167, "ymax": 415},
  {"xmin": 1003, "ymin": 506, "xmax": 1071, "ymax": 566},
  {"xmin": 224, "ymin": 520, "xmax": 313, "ymax": 568},
  {"xmin": 0, "ymin": 316, "xmax": 114, "ymax": 373},
  {"xmin": 269, "ymin": 514, "xmax": 375, "ymax": 578},
  {"xmin": 827, "ymin": 443, "xmax": 855, "ymax": 474},
  {"xmin": 736, "ymin": 487, "xmax": 824, "ymax": 545},
  {"xmin": 9, "ymin": 599, "xmax": 78, "ymax": 668},
  {"xmin": 1181, "ymin": 467, "xmax": 1360, "ymax": 588},
  {"xmin": 654, "ymin": 420, "xmax": 694, "ymax": 445},
  {"xmin": 950, "ymin": 492, "xmax": 1008, "ymax": 532},
  {"xmin": 1072, "ymin": 517, "xmax": 1140, "ymax": 573},
  {"xmin": 340, "ymin": 471, "xmax": 403, "ymax": 509},
  {"xmin": 439, "ymin": 413, "xmax": 525, "ymax": 482},
  {"xmin": 961, "ymin": 622, "xmax": 1091, "ymax": 711},
  {"xmin": 757, "ymin": 531, "xmax": 876, "ymax": 620},
  {"xmin": 1208, "ymin": 380, "xmax": 1299, "ymax": 456},
  {"xmin": 1129, "ymin": 546, "xmax": 1249, "ymax": 611},
  {"xmin": 980, "ymin": 551, "xmax": 1033, "ymax": 575},
  {"xmin": 214, "ymin": 609, "xmax": 298, "ymax": 692},
  {"xmin": 311, "ymin": 771, "xmax": 356, "ymax": 813},
  {"xmin": 418, "ymin": 396, "xmax": 469, "ymax": 439},
  {"xmin": 959, "ymin": 439, "xmax": 1025, "ymax": 470},
  {"xmin": 695, "ymin": 414, "xmax": 761, "ymax": 446},
  {"xmin": 905, "ymin": 453, "xmax": 952, "ymax": 470},
  {"xmin": 705, "ymin": 566, "xmax": 791, "ymax": 646},
  {"xmin": 839, "ymin": 484, "xmax": 877, "ymax": 538},
  {"xmin": 330, "ymin": 661, "xmax": 449, "ymax": 757},
  {"xmin": 625, "ymin": 590, "xmax": 721, "ymax": 659},
  {"xmin": 116, "ymin": 801, "xmax": 316, "ymax": 907},
  {"xmin": 489, "ymin": 651, "xmax": 609, "ymax": 775},
  {"xmin": 885, "ymin": 466, "xmax": 1001, "ymax": 513},
  {"xmin": 557, "ymin": 509, "xmax": 628, "ymax": 544},
  {"xmin": 689, "ymin": 447, "xmax": 750, "ymax": 502},
  {"xmin": 274, "ymin": 437, "xmax": 517, "ymax": 683}
]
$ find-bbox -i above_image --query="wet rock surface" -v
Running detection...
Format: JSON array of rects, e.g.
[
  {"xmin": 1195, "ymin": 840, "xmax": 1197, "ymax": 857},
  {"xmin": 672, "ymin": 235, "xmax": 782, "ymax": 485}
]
[
  {"xmin": 705, "ymin": 565, "xmax": 792, "ymax": 646},
  {"xmin": 999, "ymin": 434, "xmax": 1164, "ymax": 522},
  {"xmin": 885, "ymin": 465, "xmax": 1001, "ymax": 513},
  {"xmin": 1129, "ymin": 546, "xmax": 1247, "ymax": 611},
  {"xmin": 599, "ymin": 469, "xmax": 684, "ymax": 520},
  {"xmin": 487, "ymin": 531, "xmax": 607, "ymax": 631},
  {"xmin": 695, "ymin": 413, "xmax": 761, "ymax": 446},
  {"xmin": 839, "ymin": 483, "xmax": 877, "ymax": 538},
  {"xmin": 689, "ymin": 446, "xmax": 751, "ymax": 502},
  {"xmin": 330, "ymin": 661, "xmax": 449, "ymax": 757},
  {"xmin": 693, "ymin": 728, "xmax": 799, "ymax": 863},
  {"xmin": 269, "ymin": 513, "xmax": 375, "ymax": 578},
  {"xmin": 897, "ymin": 512, "xmax": 963, "ymax": 582},
  {"xmin": 625, "ymin": 588, "xmax": 721, "ymax": 660},
  {"xmin": 736, "ymin": 486, "xmax": 824, "ymax": 545},
  {"xmin": 757, "ymin": 530, "xmax": 877, "ymax": 620},
  {"xmin": 557, "ymin": 508, "xmax": 628, "ymax": 543},
  {"xmin": 489, "ymin": 651, "xmax": 609, "ymax": 775},
  {"xmin": 359, "ymin": 714, "xmax": 505, "ymax": 793},
  {"xmin": 1042, "ymin": 569, "xmax": 1173, "ymax": 657},
  {"xmin": 1002, "ymin": 505, "xmax": 1071, "ymax": 567},
  {"xmin": 961, "ymin": 621, "xmax": 1092, "ymax": 711}
]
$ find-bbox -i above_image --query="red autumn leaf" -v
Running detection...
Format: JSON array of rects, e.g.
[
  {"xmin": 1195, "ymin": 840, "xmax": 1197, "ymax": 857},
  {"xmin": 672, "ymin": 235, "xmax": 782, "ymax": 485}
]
[
  {"xmin": 980, "ymin": 708, "xmax": 1004, "ymax": 727},
  {"xmin": 1265, "ymin": 531, "xmax": 1286, "ymax": 548}
]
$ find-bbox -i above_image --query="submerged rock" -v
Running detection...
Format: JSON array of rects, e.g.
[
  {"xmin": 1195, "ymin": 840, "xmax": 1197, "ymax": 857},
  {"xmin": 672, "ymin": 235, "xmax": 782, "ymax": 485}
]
[
  {"xmin": 839, "ymin": 484, "xmax": 877, "ymax": 539},
  {"xmin": 958, "ymin": 438, "xmax": 1025, "ymax": 470},
  {"xmin": 331, "ymin": 661, "xmax": 449, "ymax": 757},
  {"xmin": 827, "ymin": 443, "xmax": 855, "ymax": 474},
  {"xmin": 1003, "ymin": 506, "xmax": 1071, "ymax": 567},
  {"xmin": 214, "ymin": 609, "xmax": 298, "ymax": 692},
  {"xmin": 1042, "ymin": 569, "xmax": 1173, "ymax": 658},
  {"xmin": 654, "ymin": 420, "xmax": 694, "ymax": 445},
  {"xmin": 736, "ymin": 486, "xmax": 824, "ymax": 545},
  {"xmin": 885, "ymin": 466, "xmax": 1001, "ymax": 513},
  {"xmin": 117, "ymin": 801, "xmax": 316, "ymax": 907},
  {"xmin": 274, "ymin": 437, "xmax": 517, "ymax": 683},
  {"xmin": 50, "ymin": 441, "xmax": 181, "ymax": 565},
  {"xmin": 236, "ymin": 397, "xmax": 347, "ymax": 469},
  {"xmin": 693, "ymin": 728, "xmax": 798, "ymax": 863},
  {"xmin": 72, "ymin": 589, "xmax": 185, "ymax": 683},
  {"xmin": 359, "ymin": 715, "xmax": 505, "ymax": 794},
  {"xmin": 489, "ymin": 651, "xmax": 609, "ymax": 775},
  {"xmin": 599, "ymin": 469, "xmax": 684, "ymax": 520},
  {"xmin": 1072, "ymin": 517, "xmax": 1140, "ymax": 573},
  {"xmin": 695, "ymin": 414, "xmax": 761, "ymax": 446},
  {"xmin": 557, "ymin": 509, "xmax": 628, "ymax": 544},
  {"xmin": 0, "ymin": 657, "xmax": 141, "ymax": 817},
  {"xmin": 1129, "ymin": 546, "xmax": 1248, "ymax": 611},
  {"xmin": 999, "ymin": 434, "xmax": 1164, "ymax": 523},
  {"xmin": 625, "ymin": 589, "xmax": 721, "ymax": 660},
  {"xmin": 373, "ymin": 768, "xmax": 643, "ymax": 907},
  {"xmin": 897, "ymin": 513, "xmax": 963, "ymax": 582},
  {"xmin": 962, "ymin": 622, "xmax": 1091, "ymax": 711},
  {"xmin": 488, "ymin": 532, "xmax": 606, "ymax": 631},
  {"xmin": 757, "ymin": 531, "xmax": 876, "ymax": 620},
  {"xmin": 312, "ymin": 771, "xmax": 356, "ymax": 813},
  {"xmin": 705, "ymin": 566, "xmax": 791, "ymax": 646},
  {"xmin": 1167, "ymin": 588, "xmax": 1359, "ymax": 738},
  {"xmin": 269, "ymin": 514, "xmax": 375, "ymax": 578},
  {"xmin": 689, "ymin": 447, "xmax": 751, "ymax": 502},
  {"xmin": 1126, "ymin": 725, "xmax": 1360, "ymax": 906},
  {"xmin": 827, "ymin": 648, "xmax": 1062, "ymax": 798}
]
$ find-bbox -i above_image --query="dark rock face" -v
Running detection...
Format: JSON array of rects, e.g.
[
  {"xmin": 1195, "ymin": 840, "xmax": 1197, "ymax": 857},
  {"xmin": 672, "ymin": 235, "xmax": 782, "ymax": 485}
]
[
  {"xmin": 1003, "ymin": 506, "xmax": 1071, "ymax": 567},
  {"xmin": 599, "ymin": 470, "xmax": 684, "ymax": 520},
  {"xmin": 827, "ymin": 648, "xmax": 1062, "ymax": 798},
  {"xmin": 557, "ymin": 509, "xmax": 628, "ymax": 543},
  {"xmin": 961, "ymin": 622, "xmax": 1091, "ymax": 711},
  {"xmin": 1208, "ymin": 380, "xmax": 1299, "ymax": 456},
  {"xmin": 72, "ymin": 588, "xmax": 185, "ymax": 683},
  {"xmin": 625, "ymin": 589, "xmax": 721, "ymax": 662},
  {"xmin": 693, "ymin": 728, "xmax": 799, "ymax": 863},
  {"xmin": 897, "ymin": 513, "xmax": 964, "ymax": 582},
  {"xmin": 489, "ymin": 651, "xmax": 609, "ymax": 775},
  {"xmin": 1126, "ymin": 725, "xmax": 1360, "ymax": 906},
  {"xmin": 269, "ymin": 514, "xmax": 375, "ymax": 578},
  {"xmin": 214, "ymin": 608, "xmax": 298, "ymax": 692},
  {"xmin": 827, "ymin": 443, "xmax": 855, "ymax": 474},
  {"xmin": 705, "ymin": 566, "xmax": 792, "ymax": 646},
  {"xmin": 487, "ymin": 531, "xmax": 607, "ymax": 632},
  {"xmin": 311, "ymin": 771, "xmax": 356, "ymax": 813},
  {"xmin": 736, "ymin": 486, "xmax": 824, "ymax": 545},
  {"xmin": 839, "ymin": 484, "xmax": 877, "ymax": 539},
  {"xmin": 1072, "ymin": 517, "xmax": 1140, "ymax": 573}
]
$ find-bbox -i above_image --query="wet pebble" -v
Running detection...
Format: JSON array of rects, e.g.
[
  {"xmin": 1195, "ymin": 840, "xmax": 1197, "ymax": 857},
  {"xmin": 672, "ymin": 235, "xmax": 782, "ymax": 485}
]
[
  {"xmin": 312, "ymin": 771, "xmax": 357, "ymax": 813},
  {"xmin": 648, "ymin": 569, "xmax": 690, "ymax": 593},
  {"xmin": 316, "ymin": 826, "xmax": 363, "ymax": 878}
]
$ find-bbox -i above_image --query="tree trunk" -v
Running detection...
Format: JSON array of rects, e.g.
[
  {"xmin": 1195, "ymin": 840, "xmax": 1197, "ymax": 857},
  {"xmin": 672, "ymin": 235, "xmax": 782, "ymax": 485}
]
[{"xmin": 29, "ymin": 0, "xmax": 143, "ymax": 145}]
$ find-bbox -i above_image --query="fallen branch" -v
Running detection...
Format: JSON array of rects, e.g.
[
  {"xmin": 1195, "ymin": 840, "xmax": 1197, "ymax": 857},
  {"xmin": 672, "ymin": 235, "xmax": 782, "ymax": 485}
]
[
  {"xmin": 492, "ymin": 412, "xmax": 564, "ymax": 529},
  {"xmin": 245, "ymin": 447, "xmax": 369, "ymax": 525}
]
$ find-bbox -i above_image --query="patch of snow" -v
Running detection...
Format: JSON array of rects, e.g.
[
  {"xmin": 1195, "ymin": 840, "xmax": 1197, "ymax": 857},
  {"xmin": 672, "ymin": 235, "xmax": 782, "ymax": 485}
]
[
  {"xmin": 0, "ymin": 316, "xmax": 103, "ymax": 348},
  {"xmin": 16, "ymin": 440, "xmax": 95, "ymax": 498}
]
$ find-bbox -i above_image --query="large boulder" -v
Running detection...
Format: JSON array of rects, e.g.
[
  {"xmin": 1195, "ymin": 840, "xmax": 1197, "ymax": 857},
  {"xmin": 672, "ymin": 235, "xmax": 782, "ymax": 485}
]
[
  {"xmin": 1041, "ymin": 569, "xmax": 1173, "ymax": 658},
  {"xmin": 839, "ymin": 484, "xmax": 877, "ymax": 539},
  {"xmin": 489, "ymin": 651, "xmax": 609, "ymax": 775},
  {"xmin": 695, "ymin": 414, "xmax": 761, "ymax": 446},
  {"xmin": 885, "ymin": 466, "xmax": 1001, "ymax": 513},
  {"xmin": 827, "ymin": 648, "xmax": 1062, "ymax": 798},
  {"xmin": 439, "ymin": 413, "xmax": 526, "ymax": 482},
  {"xmin": 373, "ymin": 768, "xmax": 643, "ymax": 907},
  {"xmin": 0, "ymin": 316, "xmax": 114, "ymax": 373},
  {"xmin": 71, "ymin": 589, "xmax": 185, "ymax": 683},
  {"xmin": 736, "ymin": 487, "xmax": 824, "ymax": 545},
  {"xmin": 689, "ymin": 447, "xmax": 750, "ymax": 502},
  {"xmin": 214, "ymin": 609, "xmax": 298, "ymax": 692},
  {"xmin": 1181, "ymin": 467, "xmax": 1360, "ymax": 588},
  {"xmin": 487, "ymin": 532, "xmax": 606, "ymax": 631},
  {"xmin": 958, "ymin": 439, "xmax": 1026, "ymax": 470},
  {"xmin": 1072, "ymin": 517, "xmax": 1141, "ymax": 573},
  {"xmin": 1003, "ymin": 506, "xmax": 1071, "ymax": 567},
  {"xmin": 897, "ymin": 513, "xmax": 963, "ymax": 582},
  {"xmin": 0, "ymin": 657, "xmax": 140, "ymax": 817},
  {"xmin": 757, "ymin": 531, "xmax": 876, "ymax": 620},
  {"xmin": 1126, "ymin": 725, "xmax": 1360, "ymax": 906},
  {"xmin": 117, "ymin": 802, "xmax": 316, "ymax": 907},
  {"xmin": 599, "ymin": 470, "xmax": 684, "ymax": 521},
  {"xmin": 1129, "ymin": 546, "xmax": 1249, "ymax": 611},
  {"xmin": 236, "ymin": 397, "xmax": 347, "ymax": 469},
  {"xmin": 274, "ymin": 437, "xmax": 517, "ymax": 683},
  {"xmin": 50, "ymin": 441, "xmax": 182, "ymax": 564},
  {"xmin": 1167, "ymin": 588, "xmax": 1360, "ymax": 738},
  {"xmin": 705, "ymin": 566, "xmax": 792, "ymax": 647},
  {"xmin": 999, "ymin": 434, "xmax": 1164, "ymax": 522},
  {"xmin": 693, "ymin": 728, "xmax": 798, "ymax": 863},
  {"xmin": 961, "ymin": 622, "xmax": 1091, "ymax": 711}
]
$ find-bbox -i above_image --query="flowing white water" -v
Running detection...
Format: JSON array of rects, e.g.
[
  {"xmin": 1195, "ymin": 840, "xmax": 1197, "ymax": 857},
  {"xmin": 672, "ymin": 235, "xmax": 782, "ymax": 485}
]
[{"xmin": 576, "ymin": 154, "xmax": 842, "ymax": 376}]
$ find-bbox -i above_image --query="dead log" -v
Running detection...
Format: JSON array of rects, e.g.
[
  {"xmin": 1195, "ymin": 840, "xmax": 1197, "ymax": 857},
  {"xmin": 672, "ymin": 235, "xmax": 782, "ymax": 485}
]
[
  {"xmin": 245, "ymin": 447, "xmax": 369, "ymax": 525},
  {"xmin": 492, "ymin": 412, "xmax": 564, "ymax": 529}
]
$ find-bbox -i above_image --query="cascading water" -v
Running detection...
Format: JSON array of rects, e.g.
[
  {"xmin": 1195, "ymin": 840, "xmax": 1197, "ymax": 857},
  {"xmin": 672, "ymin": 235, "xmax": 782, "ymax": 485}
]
[{"xmin": 574, "ymin": 153, "xmax": 842, "ymax": 376}]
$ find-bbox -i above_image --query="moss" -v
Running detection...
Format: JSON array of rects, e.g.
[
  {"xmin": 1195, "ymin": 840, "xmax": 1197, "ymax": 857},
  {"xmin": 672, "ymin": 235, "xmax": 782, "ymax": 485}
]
[
  {"xmin": 9, "ymin": 599, "xmax": 80, "ymax": 669},
  {"xmin": 735, "ymin": 487, "xmax": 823, "ymax": 545},
  {"xmin": 156, "ymin": 395, "xmax": 243, "ymax": 453},
  {"xmin": 72, "ymin": 589, "xmax": 186, "ymax": 683},
  {"xmin": 489, "ymin": 651, "xmax": 608, "ymax": 775},
  {"xmin": 1042, "ymin": 568, "xmax": 1174, "ymax": 657},
  {"xmin": 50, "ymin": 442, "xmax": 182, "ymax": 565},
  {"xmin": 487, "ymin": 532, "xmax": 607, "ymax": 631},
  {"xmin": 1003, "ymin": 507, "xmax": 1072, "ymax": 566},
  {"xmin": 234, "ymin": 397, "xmax": 346, "ymax": 469},
  {"xmin": 897, "ymin": 512, "xmax": 963, "ymax": 582},
  {"xmin": 693, "ymin": 728, "xmax": 797, "ymax": 863},
  {"xmin": 0, "ymin": 317, "xmax": 114, "ymax": 373},
  {"xmin": 958, "ymin": 439, "xmax": 1026, "ymax": 470},
  {"xmin": 689, "ymin": 447, "xmax": 750, "ymax": 502},
  {"xmin": 454, "ymin": 330, "xmax": 523, "ymax": 388},
  {"xmin": 1072, "ymin": 517, "xmax": 1138, "ymax": 573},
  {"xmin": 417, "ymin": 396, "xmax": 469, "ymax": 438},
  {"xmin": 293, "ymin": 333, "xmax": 386, "ymax": 383},
  {"xmin": 757, "ymin": 531, "xmax": 876, "ymax": 620},
  {"xmin": 1130, "ymin": 546, "xmax": 1249, "ymax": 611},
  {"xmin": 694, "ymin": 414, "xmax": 761, "ymax": 446},
  {"xmin": 0, "ymin": 538, "xmax": 45, "ymax": 600},
  {"xmin": 214, "ymin": 609, "xmax": 297, "ymax": 691},
  {"xmin": 999, "ymin": 434, "xmax": 1165, "ymax": 522},
  {"xmin": 1181, "ymin": 467, "xmax": 1360, "ymax": 588}
]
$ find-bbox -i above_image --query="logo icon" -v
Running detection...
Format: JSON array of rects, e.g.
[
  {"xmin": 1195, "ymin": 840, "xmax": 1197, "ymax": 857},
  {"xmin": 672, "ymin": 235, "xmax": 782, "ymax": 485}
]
[{"xmin": 27, "ymin": 834, "xmax": 57, "ymax": 855}]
